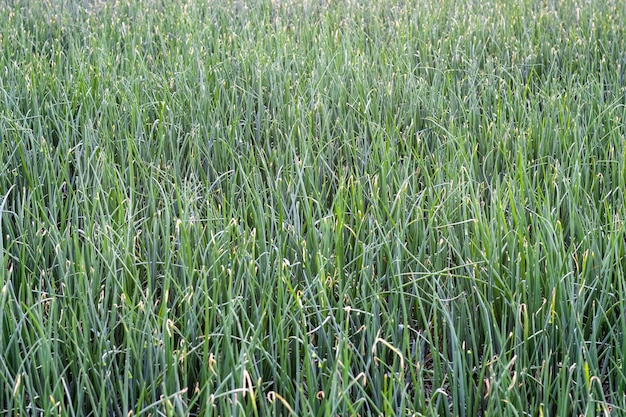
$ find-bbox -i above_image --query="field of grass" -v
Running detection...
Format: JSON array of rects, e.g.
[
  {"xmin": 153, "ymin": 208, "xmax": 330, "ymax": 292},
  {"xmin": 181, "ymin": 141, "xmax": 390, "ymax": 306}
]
[{"xmin": 1, "ymin": 0, "xmax": 625, "ymax": 415}]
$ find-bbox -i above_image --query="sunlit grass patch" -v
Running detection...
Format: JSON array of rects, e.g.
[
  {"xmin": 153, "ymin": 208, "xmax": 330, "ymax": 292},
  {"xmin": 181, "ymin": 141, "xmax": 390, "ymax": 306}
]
[{"xmin": 1, "ymin": 0, "xmax": 625, "ymax": 415}]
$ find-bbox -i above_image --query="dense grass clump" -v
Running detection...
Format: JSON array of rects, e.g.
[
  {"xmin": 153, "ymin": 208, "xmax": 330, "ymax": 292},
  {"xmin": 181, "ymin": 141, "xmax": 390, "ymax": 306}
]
[{"xmin": 1, "ymin": 0, "xmax": 625, "ymax": 415}]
